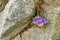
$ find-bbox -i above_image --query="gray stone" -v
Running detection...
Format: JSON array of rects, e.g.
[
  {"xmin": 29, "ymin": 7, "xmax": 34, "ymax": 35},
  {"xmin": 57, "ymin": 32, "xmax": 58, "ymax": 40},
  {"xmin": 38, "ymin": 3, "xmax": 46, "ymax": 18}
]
[
  {"xmin": 0, "ymin": 0, "xmax": 37, "ymax": 40},
  {"xmin": 44, "ymin": 0, "xmax": 60, "ymax": 6},
  {"xmin": 0, "ymin": 0, "xmax": 60, "ymax": 40},
  {"xmin": 11, "ymin": 34, "xmax": 21, "ymax": 40},
  {"xmin": 21, "ymin": 0, "xmax": 60, "ymax": 40},
  {"xmin": 21, "ymin": 7, "xmax": 60, "ymax": 40},
  {"xmin": 52, "ymin": 14, "xmax": 60, "ymax": 40}
]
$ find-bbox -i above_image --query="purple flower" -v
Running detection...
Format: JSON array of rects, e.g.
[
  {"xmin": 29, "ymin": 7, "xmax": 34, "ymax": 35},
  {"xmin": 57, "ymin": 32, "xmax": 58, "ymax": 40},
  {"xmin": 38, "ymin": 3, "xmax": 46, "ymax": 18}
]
[
  {"xmin": 37, "ymin": 22, "xmax": 44, "ymax": 26},
  {"xmin": 42, "ymin": 18, "xmax": 48, "ymax": 24},
  {"xmin": 32, "ymin": 16, "xmax": 48, "ymax": 26},
  {"xmin": 32, "ymin": 16, "xmax": 43, "ymax": 26},
  {"xmin": 32, "ymin": 16, "xmax": 41, "ymax": 24}
]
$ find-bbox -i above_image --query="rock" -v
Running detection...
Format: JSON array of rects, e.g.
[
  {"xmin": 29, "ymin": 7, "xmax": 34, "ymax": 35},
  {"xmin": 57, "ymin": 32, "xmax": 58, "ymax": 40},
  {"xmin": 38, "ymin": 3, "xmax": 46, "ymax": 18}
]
[
  {"xmin": 21, "ymin": 7, "xmax": 60, "ymax": 40},
  {"xmin": 52, "ymin": 14, "xmax": 60, "ymax": 40},
  {"xmin": 21, "ymin": 28, "xmax": 49, "ymax": 40},
  {"xmin": 0, "ymin": 0, "xmax": 8, "ymax": 12},
  {"xmin": 44, "ymin": 0, "xmax": 60, "ymax": 6},
  {"xmin": 21, "ymin": 0, "xmax": 60, "ymax": 40},
  {"xmin": 11, "ymin": 34, "xmax": 21, "ymax": 40},
  {"xmin": 0, "ymin": 0, "xmax": 60, "ymax": 40},
  {"xmin": 0, "ymin": 0, "xmax": 37, "ymax": 40}
]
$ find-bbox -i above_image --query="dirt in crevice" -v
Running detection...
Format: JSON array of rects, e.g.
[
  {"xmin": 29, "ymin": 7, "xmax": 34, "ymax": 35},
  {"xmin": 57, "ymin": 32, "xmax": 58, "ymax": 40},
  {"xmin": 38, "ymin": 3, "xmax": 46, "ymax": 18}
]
[
  {"xmin": 0, "ymin": 0, "xmax": 9, "ymax": 12},
  {"xmin": 19, "ymin": 0, "xmax": 46, "ymax": 39},
  {"xmin": 19, "ymin": 22, "xmax": 32, "ymax": 38}
]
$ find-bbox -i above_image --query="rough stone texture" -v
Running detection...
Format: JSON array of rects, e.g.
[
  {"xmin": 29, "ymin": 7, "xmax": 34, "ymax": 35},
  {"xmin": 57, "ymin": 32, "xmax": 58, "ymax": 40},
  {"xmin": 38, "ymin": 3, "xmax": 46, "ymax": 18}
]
[
  {"xmin": 52, "ymin": 14, "xmax": 60, "ymax": 40},
  {"xmin": 0, "ymin": 0, "xmax": 8, "ymax": 12},
  {"xmin": 0, "ymin": 0, "xmax": 8, "ymax": 37},
  {"xmin": 21, "ymin": 28, "xmax": 50, "ymax": 40},
  {"xmin": 21, "ymin": 0, "xmax": 60, "ymax": 40},
  {"xmin": 21, "ymin": 8, "xmax": 60, "ymax": 40},
  {"xmin": 44, "ymin": 0, "xmax": 60, "ymax": 6},
  {"xmin": 0, "ymin": 0, "xmax": 60, "ymax": 40},
  {"xmin": 11, "ymin": 34, "xmax": 21, "ymax": 40},
  {"xmin": 0, "ymin": 0, "xmax": 37, "ymax": 40}
]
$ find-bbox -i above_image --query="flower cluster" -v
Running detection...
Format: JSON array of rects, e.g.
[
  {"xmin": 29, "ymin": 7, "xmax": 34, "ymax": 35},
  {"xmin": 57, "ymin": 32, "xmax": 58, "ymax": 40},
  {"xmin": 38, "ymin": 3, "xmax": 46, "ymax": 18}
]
[{"xmin": 32, "ymin": 16, "xmax": 48, "ymax": 27}]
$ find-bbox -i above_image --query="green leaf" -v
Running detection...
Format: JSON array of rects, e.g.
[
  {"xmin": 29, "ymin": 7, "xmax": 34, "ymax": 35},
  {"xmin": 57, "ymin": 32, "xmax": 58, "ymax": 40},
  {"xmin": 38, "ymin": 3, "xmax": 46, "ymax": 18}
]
[
  {"xmin": 33, "ymin": 24, "xmax": 37, "ymax": 28},
  {"xmin": 41, "ymin": 15, "xmax": 45, "ymax": 18},
  {"xmin": 42, "ymin": 25, "xmax": 46, "ymax": 31}
]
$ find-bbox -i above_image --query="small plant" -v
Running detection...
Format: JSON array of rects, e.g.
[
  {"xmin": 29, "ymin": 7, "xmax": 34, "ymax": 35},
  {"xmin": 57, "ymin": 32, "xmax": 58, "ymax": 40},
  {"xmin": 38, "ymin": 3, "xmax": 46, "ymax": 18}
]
[
  {"xmin": 32, "ymin": 16, "xmax": 48, "ymax": 31},
  {"xmin": 31, "ymin": 0, "xmax": 48, "ymax": 31}
]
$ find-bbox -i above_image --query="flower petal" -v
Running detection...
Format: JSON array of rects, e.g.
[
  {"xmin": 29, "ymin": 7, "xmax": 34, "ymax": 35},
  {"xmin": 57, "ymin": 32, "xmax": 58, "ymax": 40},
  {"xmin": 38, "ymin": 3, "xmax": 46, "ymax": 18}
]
[
  {"xmin": 42, "ymin": 18, "xmax": 48, "ymax": 24},
  {"xmin": 32, "ymin": 16, "xmax": 42, "ymax": 24},
  {"xmin": 36, "ymin": 16, "xmax": 41, "ymax": 19},
  {"xmin": 32, "ymin": 19, "xmax": 37, "ymax": 24},
  {"xmin": 37, "ymin": 22, "xmax": 44, "ymax": 26}
]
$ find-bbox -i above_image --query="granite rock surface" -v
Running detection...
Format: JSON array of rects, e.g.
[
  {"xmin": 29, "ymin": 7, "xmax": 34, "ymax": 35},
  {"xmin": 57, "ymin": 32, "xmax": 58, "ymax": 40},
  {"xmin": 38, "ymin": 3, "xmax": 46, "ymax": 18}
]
[{"xmin": 0, "ymin": 0, "xmax": 60, "ymax": 40}]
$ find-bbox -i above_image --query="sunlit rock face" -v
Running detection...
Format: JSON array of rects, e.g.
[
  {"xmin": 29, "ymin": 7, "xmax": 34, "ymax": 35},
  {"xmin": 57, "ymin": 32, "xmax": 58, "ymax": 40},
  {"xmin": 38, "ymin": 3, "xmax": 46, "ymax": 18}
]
[
  {"xmin": 0, "ymin": 0, "xmax": 37, "ymax": 40},
  {"xmin": 52, "ymin": 15, "xmax": 60, "ymax": 40},
  {"xmin": 21, "ymin": 0, "xmax": 60, "ymax": 40},
  {"xmin": 44, "ymin": 0, "xmax": 60, "ymax": 6},
  {"xmin": 0, "ymin": 0, "xmax": 60, "ymax": 40},
  {"xmin": 0, "ymin": 0, "xmax": 8, "ymax": 38}
]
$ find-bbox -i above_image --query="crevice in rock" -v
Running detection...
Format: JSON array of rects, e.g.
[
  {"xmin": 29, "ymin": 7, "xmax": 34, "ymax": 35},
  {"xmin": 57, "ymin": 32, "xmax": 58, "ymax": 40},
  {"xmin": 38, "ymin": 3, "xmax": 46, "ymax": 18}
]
[
  {"xmin": 19, "ymin": 0, "xmax": 46, "ymax": 39},
  {"xmin": 0, "ymin": 0, "xmax": 9, "ymax": 12},
  {"xmin": 19, "ymin": 23, "xmax": 32, "ymax": 39}
]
